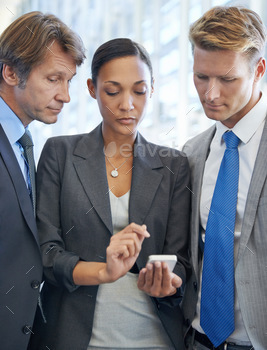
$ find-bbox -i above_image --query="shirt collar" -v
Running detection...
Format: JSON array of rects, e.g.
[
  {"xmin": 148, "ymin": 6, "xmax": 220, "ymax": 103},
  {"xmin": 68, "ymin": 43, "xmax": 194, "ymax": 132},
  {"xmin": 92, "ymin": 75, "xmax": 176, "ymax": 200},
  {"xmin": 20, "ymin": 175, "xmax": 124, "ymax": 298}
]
[
  {"xmin": 0, "ymin": 97, "xmax": 26, "ymax": 145},
  {"xmin": 215, "ymin": 91, "xmax": 267, "ymax": 145}
]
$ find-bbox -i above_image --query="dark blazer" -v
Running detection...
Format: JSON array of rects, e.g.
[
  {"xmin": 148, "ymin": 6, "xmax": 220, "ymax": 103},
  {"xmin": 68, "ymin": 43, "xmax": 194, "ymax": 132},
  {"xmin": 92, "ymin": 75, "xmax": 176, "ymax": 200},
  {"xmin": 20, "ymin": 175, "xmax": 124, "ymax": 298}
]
[
  {"xmin": 29, "ymin": 124, "xmax": 191, "ymax": 350},
  {"xmin": 0, "ymin": 125, "xmax": 42, "ymax": 350},
  {"xmin": 182, "ymin": 120, "xmax": 267, "ymax": 349}
]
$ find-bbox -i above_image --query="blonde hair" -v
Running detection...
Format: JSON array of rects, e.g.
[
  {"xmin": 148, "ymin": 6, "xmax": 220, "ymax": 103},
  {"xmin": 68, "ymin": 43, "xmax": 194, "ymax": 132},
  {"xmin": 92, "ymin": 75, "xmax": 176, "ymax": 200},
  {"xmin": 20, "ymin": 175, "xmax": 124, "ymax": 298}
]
[
  {"xmin": 0, "ymin": 11, "xmax": 86, "ymax": 86},
  {"xmin": 189, "ymin": 6, "xmax": 266, "ymax": 66}
]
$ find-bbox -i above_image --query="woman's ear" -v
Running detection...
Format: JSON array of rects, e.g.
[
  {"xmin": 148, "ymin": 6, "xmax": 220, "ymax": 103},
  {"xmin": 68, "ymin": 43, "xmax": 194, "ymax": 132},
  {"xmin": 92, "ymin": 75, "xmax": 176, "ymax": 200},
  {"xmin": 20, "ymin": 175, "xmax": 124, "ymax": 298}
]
[
  {"xmin": 2, "ymin": 64, "xmax": 20, "ymax": 86},
  {"xmin": 150, "ymin": 77, "xmax": 155, "ymax": 98},
  {"xmin": 87, "ymin": 78, "xmax": 96, "ymax": 99}
]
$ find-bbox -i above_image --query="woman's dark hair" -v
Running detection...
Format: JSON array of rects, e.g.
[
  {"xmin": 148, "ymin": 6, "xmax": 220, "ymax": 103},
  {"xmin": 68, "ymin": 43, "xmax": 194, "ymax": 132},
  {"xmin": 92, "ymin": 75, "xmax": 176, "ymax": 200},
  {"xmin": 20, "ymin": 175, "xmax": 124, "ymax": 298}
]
[{"xmin": 91, "ymin": 38, "xmax": 153, "ymax": 86}]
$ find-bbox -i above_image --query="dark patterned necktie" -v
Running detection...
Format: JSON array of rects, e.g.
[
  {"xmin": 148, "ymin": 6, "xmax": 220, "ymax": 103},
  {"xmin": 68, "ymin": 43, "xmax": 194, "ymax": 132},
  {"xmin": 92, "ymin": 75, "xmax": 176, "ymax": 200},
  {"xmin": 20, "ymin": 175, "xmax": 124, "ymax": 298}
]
[
  {"xmin": 18, "ymin": 130, "xmax": 36, "ymax": 215},
  {"xmin": 200, "ymin": 131, "xmax": 240, "ymax": 347}
]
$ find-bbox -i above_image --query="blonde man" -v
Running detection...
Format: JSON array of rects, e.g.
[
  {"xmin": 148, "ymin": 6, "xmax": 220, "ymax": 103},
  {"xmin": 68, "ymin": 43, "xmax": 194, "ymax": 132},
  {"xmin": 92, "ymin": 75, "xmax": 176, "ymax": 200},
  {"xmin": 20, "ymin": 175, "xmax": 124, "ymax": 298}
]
[
  {"xmin": 182, "ymin": 6, "xmax": 266, "ymax": 350},
  {"xmin": 0, "ymin": 11, "xmax": 85, "ymax": 350}
]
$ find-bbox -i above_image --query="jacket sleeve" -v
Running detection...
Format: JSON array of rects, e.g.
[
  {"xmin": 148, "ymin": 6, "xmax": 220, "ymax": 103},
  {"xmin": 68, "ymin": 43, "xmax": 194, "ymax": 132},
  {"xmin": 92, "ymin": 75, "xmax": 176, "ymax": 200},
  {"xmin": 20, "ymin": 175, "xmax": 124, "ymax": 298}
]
[
  {"xmin": 36, "ymin": 138, "xmax": 80, "ymax": 293},
  {"xmin": 157, "ymin": 153, "xmax": 192, "ymax": 306}
]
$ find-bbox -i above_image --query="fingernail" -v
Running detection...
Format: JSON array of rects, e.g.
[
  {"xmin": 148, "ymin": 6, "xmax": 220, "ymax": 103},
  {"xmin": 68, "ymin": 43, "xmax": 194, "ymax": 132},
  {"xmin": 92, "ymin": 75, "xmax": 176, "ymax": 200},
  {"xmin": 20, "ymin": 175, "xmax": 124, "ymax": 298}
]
[{"xmin": 147, "ymin": 263, "xmax": 153, "ymax": 270}]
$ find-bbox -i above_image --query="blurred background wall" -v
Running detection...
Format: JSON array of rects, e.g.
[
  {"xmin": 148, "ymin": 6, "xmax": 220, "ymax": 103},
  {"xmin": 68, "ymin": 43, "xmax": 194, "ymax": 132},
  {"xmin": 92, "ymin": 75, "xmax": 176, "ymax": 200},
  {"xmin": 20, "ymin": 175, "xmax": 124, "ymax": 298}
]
[{"xmin": 1, "ymin": 0, "xmax": 266, "ymax": 159}]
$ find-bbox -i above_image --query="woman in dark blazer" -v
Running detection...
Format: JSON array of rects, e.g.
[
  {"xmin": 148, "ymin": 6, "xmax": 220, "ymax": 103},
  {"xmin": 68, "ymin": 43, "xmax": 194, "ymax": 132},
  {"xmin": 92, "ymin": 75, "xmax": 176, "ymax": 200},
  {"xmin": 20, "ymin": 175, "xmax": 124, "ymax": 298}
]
[{"xmin": 29, "ymin": 38, "xmax": 191, "ymax": 350}]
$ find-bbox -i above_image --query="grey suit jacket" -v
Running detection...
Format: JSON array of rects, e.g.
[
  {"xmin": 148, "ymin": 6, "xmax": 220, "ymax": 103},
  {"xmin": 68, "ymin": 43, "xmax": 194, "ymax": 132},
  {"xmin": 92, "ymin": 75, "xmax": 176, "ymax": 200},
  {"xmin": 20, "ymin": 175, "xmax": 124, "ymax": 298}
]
[
  {"xmin": 29, "ymin": 124, "xmax": 191, "ymax": 350},
  {"xmin": 0, "ymin": 125, "xmax": 42, "ymax": 350},
  {"xmin": 182, "ymin": 120, "xmax": 267, "ymax": 349}
]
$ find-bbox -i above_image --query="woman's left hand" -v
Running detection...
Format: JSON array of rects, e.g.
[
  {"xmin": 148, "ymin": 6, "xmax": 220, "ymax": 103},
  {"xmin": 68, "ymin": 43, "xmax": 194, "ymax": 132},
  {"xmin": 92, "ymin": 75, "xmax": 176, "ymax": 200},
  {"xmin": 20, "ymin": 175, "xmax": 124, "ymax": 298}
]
[{"xmin": 137, "ymin": 261, "xmax": 182, "ymax": 297}]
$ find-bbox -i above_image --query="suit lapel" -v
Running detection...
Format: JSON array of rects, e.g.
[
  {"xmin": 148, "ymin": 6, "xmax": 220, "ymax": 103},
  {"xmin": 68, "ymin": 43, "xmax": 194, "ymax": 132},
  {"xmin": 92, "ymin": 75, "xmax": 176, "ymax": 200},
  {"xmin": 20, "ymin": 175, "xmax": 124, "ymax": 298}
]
[
  {"xmin": 72, "ymin": 128, "xmax": 167, "ymax": 233},
  {"xmin": 129, "ymin": 133, "xmax": 163, "ymax": 225},
  {"xmin": 73, "ymin": 125, "xmax": 113, "ymax": 234},
  {"xmin": 238, "ymin": 118, "xmax": 267, "ymax": 261},
  {"xmin": 185, "ymin": 125, "xmax": 216, "ymax": 277},
  {"xmin": 0, "ymin": 125, "xmax": 39, "ymax": 243}
]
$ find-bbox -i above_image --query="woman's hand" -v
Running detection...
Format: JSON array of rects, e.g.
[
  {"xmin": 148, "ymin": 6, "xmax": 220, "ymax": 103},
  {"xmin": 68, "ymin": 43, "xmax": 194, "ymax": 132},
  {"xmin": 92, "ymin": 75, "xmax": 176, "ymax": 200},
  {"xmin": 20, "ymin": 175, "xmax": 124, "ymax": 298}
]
[
  {"xmin": 137, "ymin": 261, "xmax": 182, "ymax": 298},
  {"xmin": 73, "ymin": 223, "xmax": 150, "ymax": 286},
  {"xmin": 103, "ymin": 223, "xmax": 150, "ymax": 282}
]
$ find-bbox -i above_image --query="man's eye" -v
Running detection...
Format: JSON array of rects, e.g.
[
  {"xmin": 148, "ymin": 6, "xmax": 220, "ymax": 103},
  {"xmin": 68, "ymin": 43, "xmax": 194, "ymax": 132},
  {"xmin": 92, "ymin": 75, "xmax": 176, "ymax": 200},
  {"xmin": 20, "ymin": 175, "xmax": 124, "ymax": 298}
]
[
  {"xmin": 196, "ymin": 75, "xmax": 208, "ymax": 80},
  {"xmin": 221, "ymin": 78, "xmax": 236, "ymax": 82}
]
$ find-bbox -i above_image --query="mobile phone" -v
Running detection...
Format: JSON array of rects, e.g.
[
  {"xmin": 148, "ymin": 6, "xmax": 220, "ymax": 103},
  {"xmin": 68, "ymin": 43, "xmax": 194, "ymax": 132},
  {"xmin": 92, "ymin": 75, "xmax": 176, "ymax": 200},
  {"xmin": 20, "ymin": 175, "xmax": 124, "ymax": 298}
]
[{"xmin": 147, "ymin": 254, "xmax": 177, "ymax": 272}]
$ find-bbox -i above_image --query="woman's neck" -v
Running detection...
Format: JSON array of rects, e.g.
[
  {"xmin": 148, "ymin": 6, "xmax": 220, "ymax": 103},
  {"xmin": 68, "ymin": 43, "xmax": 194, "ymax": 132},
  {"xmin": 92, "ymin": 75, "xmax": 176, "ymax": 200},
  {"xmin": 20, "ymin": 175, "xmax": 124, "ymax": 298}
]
[{"xmin": 102, "ymin": 130, "xmax": 136, "ymax": 159}]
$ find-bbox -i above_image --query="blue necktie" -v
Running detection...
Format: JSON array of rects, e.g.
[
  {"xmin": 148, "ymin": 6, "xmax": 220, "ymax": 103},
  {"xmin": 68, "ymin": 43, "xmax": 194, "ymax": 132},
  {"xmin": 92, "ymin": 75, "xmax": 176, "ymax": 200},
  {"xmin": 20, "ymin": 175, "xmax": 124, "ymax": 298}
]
[
  {"xmin": 200, "ymin": 131, "xmax": 240, "ymax": 347},
  {"xmin": 18, "ymin": 130, "xmax": 36, "ymax": 215}
]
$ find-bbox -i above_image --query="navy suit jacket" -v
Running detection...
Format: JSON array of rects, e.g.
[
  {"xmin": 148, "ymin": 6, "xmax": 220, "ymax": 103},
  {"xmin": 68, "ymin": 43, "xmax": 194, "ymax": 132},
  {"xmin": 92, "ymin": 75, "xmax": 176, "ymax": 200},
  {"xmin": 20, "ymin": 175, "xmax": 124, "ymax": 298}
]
[{"xmin": 0, "ymin": 125, "xmax": 42, "ymax": 350}]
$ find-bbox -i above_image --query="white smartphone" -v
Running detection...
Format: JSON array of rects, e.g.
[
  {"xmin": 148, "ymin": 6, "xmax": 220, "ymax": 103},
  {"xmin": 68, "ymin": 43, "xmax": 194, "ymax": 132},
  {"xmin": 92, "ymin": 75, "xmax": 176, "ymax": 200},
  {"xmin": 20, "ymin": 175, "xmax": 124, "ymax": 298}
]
[{"xmin": 147, "ymin": 254, "xmax": 177, "ymax": 272}]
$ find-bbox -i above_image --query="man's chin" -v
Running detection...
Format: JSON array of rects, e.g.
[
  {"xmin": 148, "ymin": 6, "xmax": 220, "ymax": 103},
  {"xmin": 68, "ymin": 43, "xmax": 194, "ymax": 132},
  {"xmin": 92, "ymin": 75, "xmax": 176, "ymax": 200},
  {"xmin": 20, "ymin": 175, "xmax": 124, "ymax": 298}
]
[
  {"xmin": 204, "ymin": 110, "xmax": 225, "ymax": 122},
  {"xmin": 37, "ymin": 115, "xmax": 59, "ymax": 125}
]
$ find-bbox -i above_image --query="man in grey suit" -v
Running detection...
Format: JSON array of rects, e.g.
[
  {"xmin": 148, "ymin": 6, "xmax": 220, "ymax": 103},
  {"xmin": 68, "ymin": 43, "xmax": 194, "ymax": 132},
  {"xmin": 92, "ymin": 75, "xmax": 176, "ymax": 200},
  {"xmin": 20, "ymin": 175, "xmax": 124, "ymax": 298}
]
[
  {"xmin": 182, "ymin": 6, "xmax": 267, "ymax": 350},
  {"xmin": 0, "ymin": 11, "xmax": 85, "ymax": 349}
]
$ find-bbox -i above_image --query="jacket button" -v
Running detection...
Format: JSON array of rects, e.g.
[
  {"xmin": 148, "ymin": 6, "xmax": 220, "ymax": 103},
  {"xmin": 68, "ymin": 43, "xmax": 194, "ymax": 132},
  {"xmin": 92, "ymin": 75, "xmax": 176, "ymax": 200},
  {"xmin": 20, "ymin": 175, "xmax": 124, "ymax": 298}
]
[
  {"xmin": 22, "ymin": 325, "xmax": 32, "ymax": 335},
  {"xmin": 193, "ymin": 282, "xmax": 197, "ymax": 291},
  {"xmin": 31, "ymin": 280, "xmax": 40, "ymax": 289}
]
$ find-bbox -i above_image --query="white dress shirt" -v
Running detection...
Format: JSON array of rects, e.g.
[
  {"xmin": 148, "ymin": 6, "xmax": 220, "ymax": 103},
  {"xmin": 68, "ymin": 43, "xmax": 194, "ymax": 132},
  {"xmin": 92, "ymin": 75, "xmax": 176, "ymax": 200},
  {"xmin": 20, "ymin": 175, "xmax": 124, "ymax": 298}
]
[{"xmin": 192, "ymin": 92, "xmax": 267, "ymax": 345}]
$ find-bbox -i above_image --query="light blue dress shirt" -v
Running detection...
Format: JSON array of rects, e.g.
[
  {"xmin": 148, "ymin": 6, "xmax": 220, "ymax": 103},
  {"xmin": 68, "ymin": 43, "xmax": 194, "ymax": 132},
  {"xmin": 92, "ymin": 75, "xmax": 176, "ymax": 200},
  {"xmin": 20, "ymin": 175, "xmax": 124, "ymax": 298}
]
[{"xmin": 0, "ymin": 96, "xmax": 29, "ymax": 185}]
